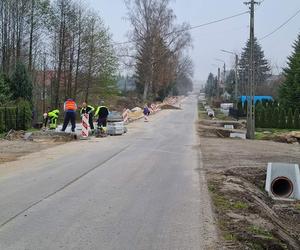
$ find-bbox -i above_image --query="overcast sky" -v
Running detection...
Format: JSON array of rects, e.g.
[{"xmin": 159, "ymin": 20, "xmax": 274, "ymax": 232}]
[{"xmin": 85, "ymin": 0, "xmax": 300, "ymax": 81}]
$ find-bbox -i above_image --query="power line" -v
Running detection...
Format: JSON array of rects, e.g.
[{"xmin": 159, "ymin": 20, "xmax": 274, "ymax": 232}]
[
  {"xmin": 260, "ymin": 8, "xmax": 300, "ymax": 40},
  {"xmin": 112, "ymin": 11, "xmax": 249, "ymax": 46}
]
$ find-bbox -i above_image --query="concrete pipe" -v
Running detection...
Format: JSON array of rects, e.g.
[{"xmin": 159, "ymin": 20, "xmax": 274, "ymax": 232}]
[{"xmin": 271, "ymin": 177, "xmax": 294, "ymax": 198}]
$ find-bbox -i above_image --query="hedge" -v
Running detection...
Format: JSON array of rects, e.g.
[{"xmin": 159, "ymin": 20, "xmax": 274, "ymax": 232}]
[{"xmin": 0, "ymin": 100, "xmax": 32, "ymax": 133}]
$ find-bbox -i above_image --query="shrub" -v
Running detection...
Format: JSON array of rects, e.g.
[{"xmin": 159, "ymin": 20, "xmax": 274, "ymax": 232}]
[
  {"xmin": 255, "ymin": 103, "xmax": 263, "ymax": 128},
  {"xmin": 272, "ymin": 108, "xmax": 279, "ymax": 128},
  {"xmin": 294, "ymin": 109, "xmax": 300, "ymax": 129},
  {"xmin": 0, "ymin": 108, "xmax": 4, "ymax": 133},
  {"xmin": 265, "ymin": 107, "xmax": 273, "ymax": 128},
  {"xmin": 16, "ymin": 99, "xmax": 32, "ymax": 130},
  {"xmin": 260, "ymin": 107, "xmax": 266, "ymax": 128},
  {"xmin": 279, "ymin": 109, "xmax": 286, "ymax": 129},
  {"xmin": 287, "ymin": 108, "xmax": 293, "ymax": 129}
]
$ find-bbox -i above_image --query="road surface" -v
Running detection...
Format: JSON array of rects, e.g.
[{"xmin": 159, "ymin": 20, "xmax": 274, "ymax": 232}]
[{"xmin": 0, "ymin": 95, "xmax": 218, "ymax": 250}]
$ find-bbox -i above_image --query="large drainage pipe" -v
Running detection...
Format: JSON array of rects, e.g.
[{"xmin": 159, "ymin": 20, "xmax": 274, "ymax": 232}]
[{"xmin": 271, "ymin": 177, "xmax": 294, "ymax": 198}]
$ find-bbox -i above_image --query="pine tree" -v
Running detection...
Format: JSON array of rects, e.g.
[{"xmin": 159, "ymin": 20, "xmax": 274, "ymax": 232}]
[
  {"xmin": 272, "ymin": 107, "xmax": 279, "ymax": 128},
  {"xmin": 10, "ymin": 62, "xmax": 33, "ymax": 103},
  {"xmin": 238, "ymin": 37, "xmax": 271, "ymax": 95},
  {"xmin": 294, "ymin": 109, "xmax": 300, "ymax": 129},
  {"xmin": 279, "ymin": 34, "xmax": 300, "ymax": 111},
  {"xmin": 205, "ymin": 73, "xmax": 216, "ymax": 98},
  {"xmin": 0, "ymin": 73, "xmax": 11, "ymax": 105},
  {"xmin": 287, "ymin": 108, "xmax": 293, "ymax": 129},
  {"xmin": 225, "ymin": 69, "xmax": 236, "ymax": 95}
]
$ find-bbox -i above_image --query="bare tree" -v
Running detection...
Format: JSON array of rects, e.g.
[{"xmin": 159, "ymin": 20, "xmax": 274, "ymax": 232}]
[{"xmin": 125, "ymin": 0, "xmax": 191, "ymax": 100}]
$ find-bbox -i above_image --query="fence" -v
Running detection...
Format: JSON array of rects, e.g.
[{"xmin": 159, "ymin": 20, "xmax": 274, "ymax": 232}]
[{"xmin": 0, "ymin": 106, "xmax": 32, "ymax": 133}]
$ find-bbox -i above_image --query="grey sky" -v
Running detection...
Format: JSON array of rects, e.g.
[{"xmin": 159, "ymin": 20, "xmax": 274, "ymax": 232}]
[{"xmin": 85, "ymin": 0, "xmax": 300, "ymax": 80}]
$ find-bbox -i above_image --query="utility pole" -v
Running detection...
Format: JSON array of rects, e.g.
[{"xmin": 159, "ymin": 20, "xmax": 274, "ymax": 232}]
[
  {"xmin": 234, "ymin": 54, "xmax": 239, "ymax": 105},
  {"xmin": 223, "ymin": 63, "xmax": 226, "ymax": 84},
  {"xmin": 220, "ymin": 49, "xmax": 239, "ymax": 107},
  {"xmin": 245, "ymin": 0, "xmax": 259, "ymax": 139},
  {"xmin": 217, "ymin": 67, "xmax": 220, "ymax": 98},
  {"xmin": 215, "ymin": 59, "xmax": 226, "ymax": 97}
]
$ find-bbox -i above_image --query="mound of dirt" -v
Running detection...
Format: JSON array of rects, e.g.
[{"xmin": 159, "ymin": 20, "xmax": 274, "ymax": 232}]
[
  {"xmin": 32, "ymin": 131, "xmax": 77, "ymax": 142},
  {"xmin": 160, "ymin": 104, "xmax": 181, "ymax": 110},
  {"xmin": 5, "ymin": 130, "xmax": 26, "ymax": 140},
  {"xmin": 208, "ymin": 167, "xmax": 300, "ymax": 249},
  {"xmin": 199, "ymin": 129, "xmax": 300, "ymax": 249}
]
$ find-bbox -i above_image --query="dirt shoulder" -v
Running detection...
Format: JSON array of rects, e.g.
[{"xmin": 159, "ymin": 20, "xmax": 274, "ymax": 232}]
[
  {"xmin": 200, "ymin": 132, "xmax": 300, "ymax": 249},
  {"xmin": 0, "ymin": 139, "xmax": 64, "ymax": 164}
]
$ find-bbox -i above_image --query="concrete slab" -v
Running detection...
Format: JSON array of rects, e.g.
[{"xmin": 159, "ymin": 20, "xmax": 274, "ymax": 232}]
[
  {"xmin": 224, "ymin": 125, "xmax": 234, "ymax": 129},
  {"xmin": 230, "ymin": 133, "xmax": 246, "ymax": 139}
]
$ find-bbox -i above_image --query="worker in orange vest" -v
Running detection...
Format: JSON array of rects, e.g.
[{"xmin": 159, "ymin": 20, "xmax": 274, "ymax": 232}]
[{"xmin": 61, "ymin": 98, "xmax": 77, "ymax": 132}]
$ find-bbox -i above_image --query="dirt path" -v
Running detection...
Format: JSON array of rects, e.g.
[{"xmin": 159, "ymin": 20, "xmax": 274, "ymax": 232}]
[{"xmin": 199, "ymin": 134, "xmax": 300, "ymax": 249}]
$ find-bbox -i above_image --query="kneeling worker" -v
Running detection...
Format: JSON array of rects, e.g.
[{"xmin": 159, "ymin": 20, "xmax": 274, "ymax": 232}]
[
  {"xmin": 95, "ymin": 103, "xmax": 109, "ymax": 132},
  {"xmin": 48, "ymin": 109, "xmax": 60, "ymax": 129},
  {"xmin": 61, "ymin": 98, "xmax": 77, "ymax": 132},
  {"xmin": 80, "ymin": 102, "xmax": 95, "ymax": 133}
]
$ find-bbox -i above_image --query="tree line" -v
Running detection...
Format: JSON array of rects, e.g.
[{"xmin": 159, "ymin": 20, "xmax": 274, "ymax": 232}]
[
  {"xmin": 0, "ymin": 0, "xmax": 117, "ymax": 114},
  {"xmin": 0, "ymin": 0, "xmax": 194, "ymax": 120},
  {"xmin": 205, "ymin": 33, "xmax": 300, "ymax": 114}
]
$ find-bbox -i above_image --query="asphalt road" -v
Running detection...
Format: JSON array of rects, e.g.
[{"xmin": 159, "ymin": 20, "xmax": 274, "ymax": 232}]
[{"xmin": 0, "ymin": 95, "xmax": 217, "ymax": 250}]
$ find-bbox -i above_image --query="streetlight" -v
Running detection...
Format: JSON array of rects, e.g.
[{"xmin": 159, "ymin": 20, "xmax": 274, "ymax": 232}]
[
  {"xmin": 221, "ymin": 49, "xmax": 239, "ymax": 106},
  {"xmin": 211, "ymin": 63, "xmax": 221, "ymax": 98},
  {"xmin": 215, "ymin": 58, "xmax": 226, "ymax": 81},
  {"xmin": 215, "ymin": 58, "xmax": 226, "ymax": 97}
]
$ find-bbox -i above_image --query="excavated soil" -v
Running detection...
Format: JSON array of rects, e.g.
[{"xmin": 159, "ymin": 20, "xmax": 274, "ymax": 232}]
[
  {"xmin": 199, "ymin": 131, "xmax": 300, "ymax": 249},
  {"xmin": 0, "ymin": 130, "xmax": 76, "ymax": 164}
]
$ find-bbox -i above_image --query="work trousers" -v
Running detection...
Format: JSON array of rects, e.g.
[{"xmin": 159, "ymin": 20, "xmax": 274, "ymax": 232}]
[
  {"xmin": 62, "ymin": 111, "xmax": 76, "ymax": 132},
  {"xmin": 97, "ymin": 117, "xmax": 107, "ymax": 128},
  {"xmin": 89, "ymin": 114, "xmax": 94, "ymax": 130}
]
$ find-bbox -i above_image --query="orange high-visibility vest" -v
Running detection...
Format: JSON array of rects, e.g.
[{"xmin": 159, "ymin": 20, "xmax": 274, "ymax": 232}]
[{"xmin": 65, "ymin": 99, "xmax": 76, "ymax": 111}]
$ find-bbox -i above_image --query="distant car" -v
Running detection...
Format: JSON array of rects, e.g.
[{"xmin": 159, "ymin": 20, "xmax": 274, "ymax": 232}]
[{"xmin": 107, "ymin": 111, "xmax": 127, "ymax": 135}]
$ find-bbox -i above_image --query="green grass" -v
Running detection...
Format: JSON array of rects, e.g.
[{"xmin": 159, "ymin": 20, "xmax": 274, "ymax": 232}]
[
  {"xmin": 256, "ymin": 128, "xmax": 297, "ymax": 133},
  {"xmin": 232, "ymin": 201, "xmax": 249, "ymax": 210},
  {"xmin": 223, "ymin": 232, "xmax": 237, "ymax": 241},
  {"xmin": 248, "ymin": 225, "xmax": 273, "ymax": 240},
  {"xmin": 255, "ymin": 128, "xmax": 299, "ymax": 140},
  {"xmin": 214, "ymin": 109, "xmax": 235, "ymax": 121},
  {"xmin": 211, "ymin": 194, "xmax": 249, "ymax": 211},
  {"xmin": 198, "ymin": 102, "xmax": 209, "ymax": 119},
  {"xmin": 212, "ymin": 193, "xmax": 232, "ymax": 210},
  {"xmin": 255, "ymin": 132, "xmax": 265, "ymax": 140},
  {"xmin": 295, "ymin": 203, "xmax": 300, "ymax": 211},
  {"xmin": 208, "ymin": 184, "xmax": 216, "ymax": 193}
]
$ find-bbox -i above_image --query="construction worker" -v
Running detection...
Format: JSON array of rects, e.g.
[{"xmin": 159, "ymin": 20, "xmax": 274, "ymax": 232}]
[
  {"xmin": 80, "ymin": 102, "xmax": 95, "ymax": 132},
  {"xmin": 48, "ymin": 109, "xmax": 60, "ymax": 130},
  {"xmin": 61, "ymin": 98, "xmax": 77, "ymax": 132},
  {"xmin": 43, "ymin": 107, "xmax": 51, "ymax": 128},
  {"xmin": 95, "ymin": 102, "xmax": 109, "ymax": 132},
  {"xmin": 143, "ymin": 104, "xmax": 150, "ymax": 122}
]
